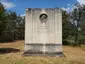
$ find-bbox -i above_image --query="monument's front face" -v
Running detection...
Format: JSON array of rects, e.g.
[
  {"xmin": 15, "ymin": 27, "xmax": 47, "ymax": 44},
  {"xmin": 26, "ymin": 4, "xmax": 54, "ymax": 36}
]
[{"xmin": 24, "ymin": 8, "xmax": 62, "ymax": 56}]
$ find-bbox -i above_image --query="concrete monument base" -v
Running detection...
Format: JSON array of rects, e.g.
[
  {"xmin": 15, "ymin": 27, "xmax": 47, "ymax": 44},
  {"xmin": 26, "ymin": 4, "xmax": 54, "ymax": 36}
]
[
  {"xmin": 23, "ymin": 52, "xmax": 64, "ymax": 57},
  {"xmin": 23, "ymin": 43, "xmax": 63, "ymax": 57}
]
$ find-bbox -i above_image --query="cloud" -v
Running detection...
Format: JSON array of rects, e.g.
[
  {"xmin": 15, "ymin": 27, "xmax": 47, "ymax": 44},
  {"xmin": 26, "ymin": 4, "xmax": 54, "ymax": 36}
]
[
  {"xmin": 77, "ymin": 0, "xmax": 85, "ymax": 5},
  {"xmin": 62, "ymin": 7, "xmax": 71, "ymax": 12},
  {"xmin": 61, "ymin": 0, "xmax": 85, "ymax": 12},
  {"xmin": 67, "ymin": 4, "xmax": 71, "ymax": 6},
  {"xmin": 2, "ymin": 2, "xmax": 15, "ymax": 9},
  {"xmin": 62, "ymin": 4, "xmax": 74, "ymax": 13},
  {"xmin": 0, "ymin": 0, "xmax": 15, "ymax": 9},
  {"xmin": 20, "ymin": 14, "xmax": 25, "ymax": 17}
]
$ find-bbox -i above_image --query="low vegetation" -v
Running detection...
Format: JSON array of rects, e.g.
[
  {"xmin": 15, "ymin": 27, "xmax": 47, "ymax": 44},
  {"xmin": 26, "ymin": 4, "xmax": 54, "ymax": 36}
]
[{"xmin": 0, "ymin": 40, "xmax": 85, "ymax": 64}]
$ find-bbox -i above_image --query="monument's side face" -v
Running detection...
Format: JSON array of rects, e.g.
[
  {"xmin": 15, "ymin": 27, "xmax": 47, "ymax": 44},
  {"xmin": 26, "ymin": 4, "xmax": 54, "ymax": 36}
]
[{"xmin": 24, "ymin": 8, "xmax": 62, "ymax": 56}]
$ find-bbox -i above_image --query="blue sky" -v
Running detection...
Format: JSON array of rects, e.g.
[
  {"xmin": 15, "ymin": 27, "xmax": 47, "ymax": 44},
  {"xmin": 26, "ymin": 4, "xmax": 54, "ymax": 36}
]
[{"xmin": 0, "ymin": 0, "xmax": 85, "ymax": 16}]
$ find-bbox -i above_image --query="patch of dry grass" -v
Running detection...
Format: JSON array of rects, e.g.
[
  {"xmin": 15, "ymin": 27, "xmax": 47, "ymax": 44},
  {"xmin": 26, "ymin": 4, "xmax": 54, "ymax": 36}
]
[{"xmin": 0, "ymin": 40, "xmax": 85, "ymax": 64}]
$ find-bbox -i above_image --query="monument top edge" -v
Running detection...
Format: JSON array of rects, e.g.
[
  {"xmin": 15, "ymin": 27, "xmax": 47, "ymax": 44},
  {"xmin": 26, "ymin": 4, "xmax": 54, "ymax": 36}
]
[{"xmin": 26, "ymin": 8, "xmax": 62, "ymax": 10}]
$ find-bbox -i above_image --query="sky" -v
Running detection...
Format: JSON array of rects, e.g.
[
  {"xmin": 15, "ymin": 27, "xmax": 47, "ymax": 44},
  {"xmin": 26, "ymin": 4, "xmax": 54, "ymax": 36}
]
[{"xmin": 0, "ymin": 0, "xmax": 85, "ymax": 16}]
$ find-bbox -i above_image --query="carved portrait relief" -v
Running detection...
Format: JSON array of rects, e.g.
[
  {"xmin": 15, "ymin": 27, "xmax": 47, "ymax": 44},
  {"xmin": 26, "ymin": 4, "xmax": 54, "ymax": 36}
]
[{"xmin": 39, "ymin": 14, "xmax": 48, "ymax": 23}]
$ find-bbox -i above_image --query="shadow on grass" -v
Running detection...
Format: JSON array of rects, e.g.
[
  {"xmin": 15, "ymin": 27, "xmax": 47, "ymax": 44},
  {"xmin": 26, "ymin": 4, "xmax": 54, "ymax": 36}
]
[
  {"xmin": 0, "ymin": 40, "xmax": 16, "ymax": 43},
  {"xmin": 0, "ymin": 48, "xmax": 20, "ymax": 54}
]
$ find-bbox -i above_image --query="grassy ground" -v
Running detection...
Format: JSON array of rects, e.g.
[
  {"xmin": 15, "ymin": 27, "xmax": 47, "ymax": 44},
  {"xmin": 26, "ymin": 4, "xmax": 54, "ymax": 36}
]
[{"xmin": 0, "ymin": 41, "xmax": 85, "ymax": 64}]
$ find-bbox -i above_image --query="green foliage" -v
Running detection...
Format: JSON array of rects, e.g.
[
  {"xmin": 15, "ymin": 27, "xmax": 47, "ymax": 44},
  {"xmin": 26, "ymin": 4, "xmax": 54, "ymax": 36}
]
[
  {"xmin": 62, "ymin": 3, "xmax": 85, "ymax": 46},
  {"xmin": 0, "ymin": 3, "xmax": 6, "ymax": 35},
  {"xmin": 68, "ymin": 4, "xmax": 85, "ymax": 46},
  {"xmin": 62, "ymin": 10, "xmax": 70, "ymax": 39},
  {"xmin": 0, "ymin": 1, "xmax": 85, "ymax": 46},
  {"xmin": 0, "ymin": 2, "xmax": 25, "ymax": 42}
]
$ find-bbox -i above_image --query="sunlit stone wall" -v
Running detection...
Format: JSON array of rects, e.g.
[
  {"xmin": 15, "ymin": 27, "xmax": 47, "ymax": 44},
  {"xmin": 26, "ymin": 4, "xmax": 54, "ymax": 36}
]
[{"xmin": 24, "ymin": 8, "xmax": 62, "ymax": 55}]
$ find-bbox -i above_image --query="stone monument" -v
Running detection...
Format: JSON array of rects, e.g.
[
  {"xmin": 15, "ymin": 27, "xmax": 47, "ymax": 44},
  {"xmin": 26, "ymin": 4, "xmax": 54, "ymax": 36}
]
[{"xmin": 24, "ymin": 8, "xmax": 63, "ymax": 56}]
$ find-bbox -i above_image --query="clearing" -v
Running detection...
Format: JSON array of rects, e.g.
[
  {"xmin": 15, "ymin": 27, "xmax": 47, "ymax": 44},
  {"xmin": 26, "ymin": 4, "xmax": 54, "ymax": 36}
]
[{"xmin": 0, "ymin": 40, "xmax": 85, "ymax": 64}]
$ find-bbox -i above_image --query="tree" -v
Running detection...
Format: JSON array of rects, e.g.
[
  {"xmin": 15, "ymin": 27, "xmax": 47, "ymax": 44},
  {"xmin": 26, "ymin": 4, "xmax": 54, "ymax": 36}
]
[
  {"xmin": 71, "ymin": 3, "xmax": 85, "ymax": 45},
  {"xmin": 62, "ymin": 10, "xmax": 70, "ymax": 39},
  {"xmin": 0, "ymin": 2, "xmax": 25, "ymax": 42},
  {"xmin": 0, "ymin": 2, "xmax": 6, "ymax": 35}
]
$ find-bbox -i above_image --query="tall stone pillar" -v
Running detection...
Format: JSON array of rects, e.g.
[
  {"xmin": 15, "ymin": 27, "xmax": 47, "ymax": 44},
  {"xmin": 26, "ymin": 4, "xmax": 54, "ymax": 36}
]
[{"xmin": 24, "ymin": 8, "xmax": 63, "ymax": 56}]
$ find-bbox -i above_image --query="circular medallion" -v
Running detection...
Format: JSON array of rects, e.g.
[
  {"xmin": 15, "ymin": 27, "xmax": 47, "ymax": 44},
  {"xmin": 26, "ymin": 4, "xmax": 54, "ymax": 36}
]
[{"xmin": 39, "ymin": 14, "xmax": 48, "ymax": 23}]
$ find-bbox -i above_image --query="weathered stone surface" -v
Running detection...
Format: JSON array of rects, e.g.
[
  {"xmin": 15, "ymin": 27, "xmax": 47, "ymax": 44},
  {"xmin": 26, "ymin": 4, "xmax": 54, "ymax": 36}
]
[{"xmin": 24, "ymin": 8, "xmax": 62, "ymax": 56}]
